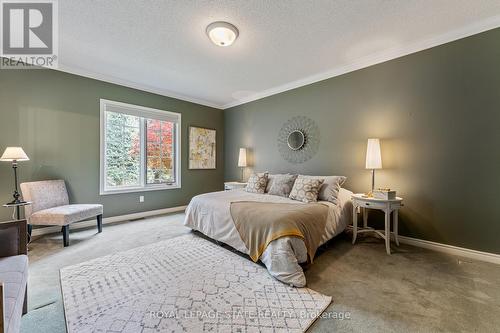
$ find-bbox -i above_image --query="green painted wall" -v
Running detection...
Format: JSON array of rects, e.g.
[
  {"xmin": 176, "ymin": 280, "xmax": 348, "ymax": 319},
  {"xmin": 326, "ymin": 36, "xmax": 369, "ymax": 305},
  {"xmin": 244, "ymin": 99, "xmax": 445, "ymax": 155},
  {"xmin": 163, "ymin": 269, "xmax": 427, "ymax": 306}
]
[
  {"xmin": 0, "ymin": 69, "xmax": 224, "ymax": 221},
  {"xmin": 225, "ymin": 28, "xmax": 500, "ymax": 254}
]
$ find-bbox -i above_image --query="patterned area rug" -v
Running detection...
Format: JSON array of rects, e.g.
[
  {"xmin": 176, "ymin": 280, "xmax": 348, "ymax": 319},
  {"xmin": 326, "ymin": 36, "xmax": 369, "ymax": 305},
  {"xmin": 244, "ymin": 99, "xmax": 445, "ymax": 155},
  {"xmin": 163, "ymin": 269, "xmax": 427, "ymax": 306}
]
[{"xmin": 60, "ymin": 234, "xmax": 331, "ymax": 332}]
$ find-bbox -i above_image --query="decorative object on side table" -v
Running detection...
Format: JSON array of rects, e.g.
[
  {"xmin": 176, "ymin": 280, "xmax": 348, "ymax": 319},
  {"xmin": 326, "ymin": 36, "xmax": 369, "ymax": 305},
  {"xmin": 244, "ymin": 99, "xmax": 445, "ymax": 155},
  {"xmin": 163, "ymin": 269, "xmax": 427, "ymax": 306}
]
[
  {"xmin": 372, "ymin": 188, "xmax": 396, "ymax": 200},
  {"xmin": 224, "ymin": 182, "xmax": 247, "ymax": 191},
  {"xmin": 351, "ymin": 193, "xmax": 403, "ymax": 255},
  {"xmin": 365, "ymin": 138, "xmax": 382, "ymax": 196},
  {"xmin": 237, "ymin": 148, "xmax": 247, "ymax": 182},
  {"xmin": 188, "ymin": 126, "xmax": 216, "ymax": 169},
  {"xmin": 0, "ymin": 147, "xmax": 30, "ymax": 205}
]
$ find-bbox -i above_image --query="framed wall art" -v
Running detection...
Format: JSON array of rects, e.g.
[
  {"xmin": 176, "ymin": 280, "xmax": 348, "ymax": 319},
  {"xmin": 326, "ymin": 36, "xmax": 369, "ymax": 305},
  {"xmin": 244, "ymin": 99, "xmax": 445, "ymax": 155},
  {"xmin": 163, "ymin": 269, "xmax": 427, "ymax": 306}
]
[{"xmin": 188, "ymin": 126, "xmax": 216, "ymax": 169}]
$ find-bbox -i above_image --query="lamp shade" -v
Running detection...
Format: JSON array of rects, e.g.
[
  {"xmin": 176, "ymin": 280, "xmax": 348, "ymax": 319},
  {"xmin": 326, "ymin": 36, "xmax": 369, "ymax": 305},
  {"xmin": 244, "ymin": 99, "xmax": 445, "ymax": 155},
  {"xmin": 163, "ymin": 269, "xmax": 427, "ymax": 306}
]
[
  {"xmin": 0, "ymin": 147, "xmax": 29, "ymax": 161},
  {"xmin": 238, "ymin": 148, "xmax": 247, "ymax": 167},
  {"xmin": 365, "ymin": 139, "xmax": 382, "ymax": 169}
]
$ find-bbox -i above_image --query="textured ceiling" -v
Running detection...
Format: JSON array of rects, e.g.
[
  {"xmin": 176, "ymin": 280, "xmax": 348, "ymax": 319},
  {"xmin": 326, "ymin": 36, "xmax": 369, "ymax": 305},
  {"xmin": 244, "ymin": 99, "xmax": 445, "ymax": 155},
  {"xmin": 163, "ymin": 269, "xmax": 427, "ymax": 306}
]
[{"xmin": 59, "ymin": 0, "xmax": 500, "ymax": 109}]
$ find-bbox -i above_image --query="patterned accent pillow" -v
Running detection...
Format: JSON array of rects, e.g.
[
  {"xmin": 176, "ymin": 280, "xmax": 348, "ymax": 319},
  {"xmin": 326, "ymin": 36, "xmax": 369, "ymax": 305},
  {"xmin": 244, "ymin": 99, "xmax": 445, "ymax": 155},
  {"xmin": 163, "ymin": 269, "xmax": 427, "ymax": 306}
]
[
  {"xmin": 302, "ymin": 175, "xmax": 347, "ymax": 205},
  {"xmin": 289, "ymin": 176, "xmax": 324, "ymax": 203},
  {"xmin": 268, "ymin": 174, "xmax": 298, "ymax": 197},
  {"xmin": 245, "ymin": 173, "xmax": 269, "ymax": 194}
]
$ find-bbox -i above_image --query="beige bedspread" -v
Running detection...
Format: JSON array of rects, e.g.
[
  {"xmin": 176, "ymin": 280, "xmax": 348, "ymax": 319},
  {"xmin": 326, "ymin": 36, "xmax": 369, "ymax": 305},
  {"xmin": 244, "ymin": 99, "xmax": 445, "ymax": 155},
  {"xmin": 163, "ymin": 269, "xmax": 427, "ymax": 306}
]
[{"xmin": 230, "ymin": 201, "xmax": 329, "ymax": 262}]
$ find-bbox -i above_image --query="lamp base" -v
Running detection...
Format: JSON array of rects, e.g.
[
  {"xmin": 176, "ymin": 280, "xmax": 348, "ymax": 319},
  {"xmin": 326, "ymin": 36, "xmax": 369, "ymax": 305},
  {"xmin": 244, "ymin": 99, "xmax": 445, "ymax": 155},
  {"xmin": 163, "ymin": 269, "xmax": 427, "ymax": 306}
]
[
  {"xmin": 240, "ymin": 167, "xmax": 245, "ymax": 182},
  {"xmin": 365, "ymin": 169, "xmax": 376, "ymax": 197},
  {"xmin": 9, "ymin": 189, "xmax": 23, "ymax": 205}
]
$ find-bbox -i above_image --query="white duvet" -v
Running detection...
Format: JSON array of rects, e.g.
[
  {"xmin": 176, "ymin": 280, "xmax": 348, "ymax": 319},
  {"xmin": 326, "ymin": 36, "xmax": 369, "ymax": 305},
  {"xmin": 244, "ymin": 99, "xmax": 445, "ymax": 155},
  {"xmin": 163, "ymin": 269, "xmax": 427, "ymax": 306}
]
[{"xmin": 183, "ymin": 188, "xmax": 353, "ymax": 287}]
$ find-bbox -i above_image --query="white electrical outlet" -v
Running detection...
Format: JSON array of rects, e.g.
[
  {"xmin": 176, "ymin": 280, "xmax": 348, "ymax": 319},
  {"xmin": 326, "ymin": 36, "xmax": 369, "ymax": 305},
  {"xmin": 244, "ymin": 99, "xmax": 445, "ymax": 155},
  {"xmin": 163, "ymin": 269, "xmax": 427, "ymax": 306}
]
[{"xmin": 139, "ymin": 195, "xmax": 144, "ymax": 203}]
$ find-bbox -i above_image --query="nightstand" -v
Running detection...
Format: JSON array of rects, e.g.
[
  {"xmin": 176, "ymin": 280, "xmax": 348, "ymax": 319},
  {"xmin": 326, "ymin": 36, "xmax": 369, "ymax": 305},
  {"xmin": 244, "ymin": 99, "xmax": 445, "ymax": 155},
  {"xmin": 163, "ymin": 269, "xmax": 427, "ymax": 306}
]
[
  {"xmin": 224, "ymin": 182, "xmax": 247, "ymax": 191},
  {"xmin": 351, "ymin": 193, "xmax": 403, "ymax": 254}
]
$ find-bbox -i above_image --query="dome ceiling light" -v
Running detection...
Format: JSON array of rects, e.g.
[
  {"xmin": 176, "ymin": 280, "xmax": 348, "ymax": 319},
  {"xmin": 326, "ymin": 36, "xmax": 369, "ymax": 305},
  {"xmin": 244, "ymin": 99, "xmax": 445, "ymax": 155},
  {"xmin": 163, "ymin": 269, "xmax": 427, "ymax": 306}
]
[{"xmin": 206, "ymin": 21, "xmax": 239, "ymax": 47}]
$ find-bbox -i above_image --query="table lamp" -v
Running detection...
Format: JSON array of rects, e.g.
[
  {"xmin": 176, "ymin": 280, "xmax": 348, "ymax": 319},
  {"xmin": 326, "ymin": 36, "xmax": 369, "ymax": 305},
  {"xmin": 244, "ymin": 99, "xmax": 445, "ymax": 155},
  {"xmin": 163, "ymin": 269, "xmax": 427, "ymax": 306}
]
[
  {"xmin": 238, "ymin": 148, "xmax": 247, "ymax": 182},
  {"xmin": 0, "ymin": 147, "xmax": 30, "ymax": 204},
  {"xmin": 365, "ymin": 138, "xmax": 382, "ymax": 196}
]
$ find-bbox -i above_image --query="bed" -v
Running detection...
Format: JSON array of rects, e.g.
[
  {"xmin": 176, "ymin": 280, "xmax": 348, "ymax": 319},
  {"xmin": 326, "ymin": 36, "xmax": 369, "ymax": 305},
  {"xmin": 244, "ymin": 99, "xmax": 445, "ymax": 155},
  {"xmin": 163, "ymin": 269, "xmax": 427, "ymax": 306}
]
[{"xmin": 183, "ymin": 187, "xmax": 353, "ymax": 287}]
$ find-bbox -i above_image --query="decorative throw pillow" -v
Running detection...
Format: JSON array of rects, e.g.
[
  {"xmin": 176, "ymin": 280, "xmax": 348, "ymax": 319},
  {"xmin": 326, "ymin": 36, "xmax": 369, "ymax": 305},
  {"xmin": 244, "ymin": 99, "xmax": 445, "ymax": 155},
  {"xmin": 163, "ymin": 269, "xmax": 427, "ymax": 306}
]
[
  {"xmin": 302, "ymin": 175, "xmax": 347, "ymax": 205},
  {"xmin": 245, "ymin": 172, "xmax": 269, "ymax": 194},
  {"xmin": 265, "ymin": 173, "xmax": 290, "ymax": 193},
  {"xmin": 289, "ymin": 176, "xmax": 324, "ymax": 203},
  {"xmin": 268, "ymin": 174, "xmax": 298, "ymax": 197}
]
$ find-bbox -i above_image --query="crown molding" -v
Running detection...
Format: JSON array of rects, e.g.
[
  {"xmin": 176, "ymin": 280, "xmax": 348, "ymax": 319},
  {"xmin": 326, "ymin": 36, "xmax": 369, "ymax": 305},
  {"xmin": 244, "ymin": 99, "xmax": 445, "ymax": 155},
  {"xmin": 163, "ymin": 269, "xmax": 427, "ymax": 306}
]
[
  {"xmin": 222, "ymin": 15, "xmax": 500, "ymax": 109},
  {"xmin": 55, "ymin": 64, "xmax": 223, "ymax": 109},
  {"xmin": 53, "ymin": 15, "xmax": 500, "ymax": 111}
]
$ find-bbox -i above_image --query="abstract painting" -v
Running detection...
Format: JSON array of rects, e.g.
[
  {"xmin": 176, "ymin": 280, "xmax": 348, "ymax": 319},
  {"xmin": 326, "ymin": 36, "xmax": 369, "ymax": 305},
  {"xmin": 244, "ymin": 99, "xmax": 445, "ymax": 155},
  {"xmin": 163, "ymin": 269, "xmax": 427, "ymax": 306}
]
[{"xmin": 189, "ymin": 126, "xmax": 216, "ymax": 169}]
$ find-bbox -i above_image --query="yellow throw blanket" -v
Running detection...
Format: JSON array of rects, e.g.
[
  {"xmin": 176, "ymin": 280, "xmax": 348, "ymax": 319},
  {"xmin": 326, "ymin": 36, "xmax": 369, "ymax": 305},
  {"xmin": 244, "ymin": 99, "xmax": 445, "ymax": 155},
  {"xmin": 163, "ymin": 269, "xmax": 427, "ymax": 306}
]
[{"xmin": 230, "ymin": 201, "xmax": 329, "ymax": 262}]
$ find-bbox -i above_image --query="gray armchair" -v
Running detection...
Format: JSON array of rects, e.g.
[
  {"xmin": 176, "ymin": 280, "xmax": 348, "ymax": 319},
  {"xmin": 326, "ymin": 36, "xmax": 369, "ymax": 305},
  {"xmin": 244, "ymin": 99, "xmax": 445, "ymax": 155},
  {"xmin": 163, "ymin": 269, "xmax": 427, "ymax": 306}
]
[
  {"xmin": 0, "ymin": 220, "xmax": 28, "ymax": 333},
  {"xmin": 20, "ymin": 180, "xmax": 103, "ymax": 247}
]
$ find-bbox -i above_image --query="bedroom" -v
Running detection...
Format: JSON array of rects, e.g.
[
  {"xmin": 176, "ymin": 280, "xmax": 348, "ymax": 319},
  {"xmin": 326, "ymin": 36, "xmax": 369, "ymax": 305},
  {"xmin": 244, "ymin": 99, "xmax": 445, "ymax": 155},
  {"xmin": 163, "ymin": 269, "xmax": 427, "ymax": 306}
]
[{"xmin": 0, "ymin": 1, "xmax": 499, "ymax": 332}]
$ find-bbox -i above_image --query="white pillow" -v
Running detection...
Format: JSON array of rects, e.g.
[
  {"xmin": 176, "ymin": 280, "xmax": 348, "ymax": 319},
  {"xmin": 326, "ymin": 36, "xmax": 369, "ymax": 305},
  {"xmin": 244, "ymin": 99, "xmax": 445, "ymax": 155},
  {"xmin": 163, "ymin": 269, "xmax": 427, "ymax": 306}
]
[{"xmin": 301, "ymin": 175, "xmax": 347, "ymax": 205}]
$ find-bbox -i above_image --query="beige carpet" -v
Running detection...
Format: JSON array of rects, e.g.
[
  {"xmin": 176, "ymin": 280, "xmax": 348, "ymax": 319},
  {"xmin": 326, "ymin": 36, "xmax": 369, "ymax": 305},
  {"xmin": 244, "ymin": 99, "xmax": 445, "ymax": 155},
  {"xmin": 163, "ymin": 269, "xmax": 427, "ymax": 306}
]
[
  {"xmin": 60, "ymin": 234, "xmax": 331, "ymax": 333},
  {"xmin": 21, "ymin": 213, "xmax": 500, "ymax": 333}
]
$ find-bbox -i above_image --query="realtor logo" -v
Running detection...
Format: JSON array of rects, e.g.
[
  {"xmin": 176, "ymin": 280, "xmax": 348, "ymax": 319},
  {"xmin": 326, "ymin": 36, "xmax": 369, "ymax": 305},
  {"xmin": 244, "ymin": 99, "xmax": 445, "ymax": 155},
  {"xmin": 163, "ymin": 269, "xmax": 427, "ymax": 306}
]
[{"xmin": 1, "ymin": 0, "xmax": 58, "ymax": 69}]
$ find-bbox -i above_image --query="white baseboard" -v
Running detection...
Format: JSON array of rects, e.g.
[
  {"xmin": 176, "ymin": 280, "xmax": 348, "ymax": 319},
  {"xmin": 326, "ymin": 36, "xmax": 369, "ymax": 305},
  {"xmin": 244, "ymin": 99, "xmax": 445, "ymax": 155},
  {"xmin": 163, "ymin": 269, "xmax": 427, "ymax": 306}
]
[
  {"xmin": 397, "ymin": 235, "xmax": 500, "ymax": 265},
  {"xmin": 346, "ymin": 226, "xmax": 500, "ymax": 265},
  {"xmin": 32, "ymin": 209, "xmax": 500, "ymax": 266},
  {"xmin": 31, "ymin": 205, "xmax": 187, "ymax": 237}
]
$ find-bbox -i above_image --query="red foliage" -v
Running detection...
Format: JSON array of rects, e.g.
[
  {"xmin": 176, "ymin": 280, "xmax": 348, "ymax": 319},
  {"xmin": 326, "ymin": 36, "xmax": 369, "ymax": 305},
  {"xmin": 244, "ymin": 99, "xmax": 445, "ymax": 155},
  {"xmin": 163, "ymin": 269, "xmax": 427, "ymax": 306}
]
[
  {"xmin": 128, "ymin": 119, "xmax": 174, "ymax": 172},
  {"xmin": 147, "ymin": 120, "xmax": 173, "ymax": 169}
]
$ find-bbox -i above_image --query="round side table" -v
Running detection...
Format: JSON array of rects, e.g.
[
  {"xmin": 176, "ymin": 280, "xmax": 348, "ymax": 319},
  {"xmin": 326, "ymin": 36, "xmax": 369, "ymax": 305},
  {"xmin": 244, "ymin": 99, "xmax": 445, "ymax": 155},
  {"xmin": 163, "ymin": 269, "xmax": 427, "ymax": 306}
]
[{"xmin": 351, "ymin": 194, "xmax": 403, "ymax": 255}]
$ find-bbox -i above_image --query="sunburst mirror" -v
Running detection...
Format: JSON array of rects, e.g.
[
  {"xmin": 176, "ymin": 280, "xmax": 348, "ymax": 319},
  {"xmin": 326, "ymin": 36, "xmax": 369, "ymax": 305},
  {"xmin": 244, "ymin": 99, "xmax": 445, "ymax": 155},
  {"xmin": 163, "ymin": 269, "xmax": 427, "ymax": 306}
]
[{"xmin": 277, "ymin": 116, "xmax": 320, "ymax": 164}]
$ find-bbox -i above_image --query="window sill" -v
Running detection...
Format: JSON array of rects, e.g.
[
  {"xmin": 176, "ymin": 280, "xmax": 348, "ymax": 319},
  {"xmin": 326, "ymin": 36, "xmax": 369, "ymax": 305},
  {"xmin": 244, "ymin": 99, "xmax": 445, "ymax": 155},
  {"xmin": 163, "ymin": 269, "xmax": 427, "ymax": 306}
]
[{"xmin": 100, "ymin": 184, "xmax": 181, "ymax": 195}]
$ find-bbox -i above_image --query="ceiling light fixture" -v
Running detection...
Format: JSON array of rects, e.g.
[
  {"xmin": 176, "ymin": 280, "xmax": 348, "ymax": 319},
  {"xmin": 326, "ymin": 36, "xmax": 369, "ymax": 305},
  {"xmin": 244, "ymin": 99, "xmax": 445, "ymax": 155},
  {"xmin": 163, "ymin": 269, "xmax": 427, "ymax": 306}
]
[{"xmin": 206, "ymin": 21, "xmax": 239, "ymax": 47}]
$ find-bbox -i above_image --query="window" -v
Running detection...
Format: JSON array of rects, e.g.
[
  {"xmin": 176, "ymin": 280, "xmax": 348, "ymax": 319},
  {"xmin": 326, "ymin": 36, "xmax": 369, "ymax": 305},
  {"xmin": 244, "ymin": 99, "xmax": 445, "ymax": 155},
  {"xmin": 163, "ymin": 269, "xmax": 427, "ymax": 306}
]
[{"xmin": 100, "ymin": 99, "xmax": 181, "ymax": 195}]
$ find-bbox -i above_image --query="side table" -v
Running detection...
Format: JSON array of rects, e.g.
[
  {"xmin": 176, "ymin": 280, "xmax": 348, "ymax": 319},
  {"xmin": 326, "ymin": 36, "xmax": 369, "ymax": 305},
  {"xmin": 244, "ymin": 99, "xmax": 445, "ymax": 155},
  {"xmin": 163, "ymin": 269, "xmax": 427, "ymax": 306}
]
[{"xmin": 351, "ymin": 194, "xmax": 403, "ymax": 254}]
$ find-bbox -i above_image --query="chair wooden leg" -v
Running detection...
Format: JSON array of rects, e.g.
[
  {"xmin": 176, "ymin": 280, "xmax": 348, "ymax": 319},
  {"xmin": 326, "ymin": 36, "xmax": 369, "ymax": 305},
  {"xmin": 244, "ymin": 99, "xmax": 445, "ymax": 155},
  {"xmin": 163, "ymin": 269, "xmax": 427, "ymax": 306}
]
[
  {"xmin": 97, "ymin": 214, "xmax": 103, "ymax": 233},
  {"xmin": 27, "ymin": 224, "xmax": 32, "ymax": 243},
  {"xmin": 62, "ymin": 225, "xmax": 69, "ymax": 247},
  {"xmin": 22, "ymin": 285, "xmax": 28, "ymax": 315},
  {"xmin": 0, "ymin": 282, "xmax": 4, "ymax": 332}
]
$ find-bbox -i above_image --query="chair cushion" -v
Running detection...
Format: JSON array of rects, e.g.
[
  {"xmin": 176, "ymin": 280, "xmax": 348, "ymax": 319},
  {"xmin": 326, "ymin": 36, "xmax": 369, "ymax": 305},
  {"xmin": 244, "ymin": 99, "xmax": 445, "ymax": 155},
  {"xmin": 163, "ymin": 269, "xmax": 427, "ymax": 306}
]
[
  {"xmin": 0, "ymin": 255, "xmax": 28, "ymax": 333},
  {"xmin": 28, "ymin": 204, "xmax": 103, "ymax": 226},
  {"xmin": 20, "ymin": 180, "xmax": 69, "ymax": 218}
]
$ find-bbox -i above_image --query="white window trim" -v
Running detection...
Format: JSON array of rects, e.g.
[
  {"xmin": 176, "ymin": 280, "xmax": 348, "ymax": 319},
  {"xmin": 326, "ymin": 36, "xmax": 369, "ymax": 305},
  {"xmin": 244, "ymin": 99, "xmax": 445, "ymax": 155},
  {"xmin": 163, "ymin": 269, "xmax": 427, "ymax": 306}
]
[{"xmin": 99, "ymin": 99, "xmax": 181, "ymax": 195}]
